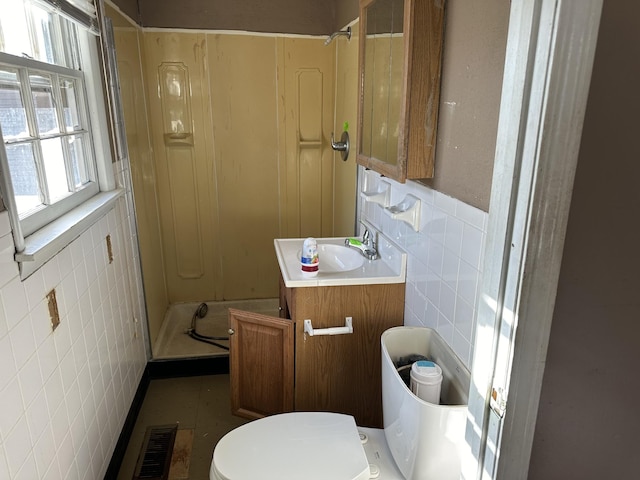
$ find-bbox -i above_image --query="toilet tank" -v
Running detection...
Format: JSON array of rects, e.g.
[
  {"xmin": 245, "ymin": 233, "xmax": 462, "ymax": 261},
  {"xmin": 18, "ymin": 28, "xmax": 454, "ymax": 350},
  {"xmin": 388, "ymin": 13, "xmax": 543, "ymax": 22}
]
[{"xmin": 381, "ymin": 327, "xmax": 471, "ymax": 480}]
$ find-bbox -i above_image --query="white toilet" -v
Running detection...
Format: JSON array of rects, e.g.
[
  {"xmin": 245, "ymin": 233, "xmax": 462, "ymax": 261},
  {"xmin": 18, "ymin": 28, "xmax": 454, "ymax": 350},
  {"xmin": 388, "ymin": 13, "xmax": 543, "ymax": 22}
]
[{"xmin": 210, "ymin": 326, "xmax": 471, "ymax": 480}]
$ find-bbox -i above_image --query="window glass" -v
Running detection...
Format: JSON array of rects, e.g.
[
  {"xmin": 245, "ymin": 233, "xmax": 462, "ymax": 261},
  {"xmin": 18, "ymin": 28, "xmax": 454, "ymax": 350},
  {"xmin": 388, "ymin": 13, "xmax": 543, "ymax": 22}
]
[
  {"xmin": 60, "ymin": 77, "xmax": 81, "ymax": 132},
  {"xmin": 41, "ymin": 136, "xmax": 69, "ymax": 201},
  {"xmin": 68, "ymin": 134, "xmax": 88, "ymax": 186},
  {"xmin": 5, "ymin": 143, "xmax": 43, "ymax": 215},
  {"xmin": 0, "ymin": 1, "xmax": 32, "ymax": 60},
  {"xmin": 30, "ymin": 73, "xmax": 60, "ymax": 135},
  {"xmin": 28, "ymin": 5, "xmax": 60, "ymax": 65},
  {"xmin": 0, "ymin": 69, "xmax": 29, "ymax": 141}
]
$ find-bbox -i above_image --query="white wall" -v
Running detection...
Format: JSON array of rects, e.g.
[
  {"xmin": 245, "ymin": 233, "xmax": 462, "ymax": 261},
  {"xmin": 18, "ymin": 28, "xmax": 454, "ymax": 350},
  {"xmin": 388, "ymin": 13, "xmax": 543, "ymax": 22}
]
[
  {"xmin": 0, "ymin": 162, "xmax": 147, "ymax": 479},
  {"xmin": 359, "ymin": 169, "xmax": 487, "ymax": 368}
]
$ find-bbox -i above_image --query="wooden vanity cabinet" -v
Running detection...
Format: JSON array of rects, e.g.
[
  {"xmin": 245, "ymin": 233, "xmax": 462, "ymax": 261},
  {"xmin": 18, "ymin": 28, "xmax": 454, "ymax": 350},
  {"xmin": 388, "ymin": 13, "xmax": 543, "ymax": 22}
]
[{"xmin": 229, "ymin": 276, "xmax": 405, "ymax": 428}]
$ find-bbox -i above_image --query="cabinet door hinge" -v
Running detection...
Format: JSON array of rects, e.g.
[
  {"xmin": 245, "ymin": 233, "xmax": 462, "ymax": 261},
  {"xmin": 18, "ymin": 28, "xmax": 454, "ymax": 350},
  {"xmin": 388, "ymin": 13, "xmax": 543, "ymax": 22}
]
[{"xmin": 490, "ymin": 387, "xmax": 507, "ymax": 418}]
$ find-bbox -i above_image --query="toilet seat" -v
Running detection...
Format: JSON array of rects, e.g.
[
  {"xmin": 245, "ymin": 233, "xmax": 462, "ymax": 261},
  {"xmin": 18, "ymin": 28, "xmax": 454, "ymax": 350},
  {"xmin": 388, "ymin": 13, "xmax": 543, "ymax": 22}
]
[{"xmin": 210, "ymin": 411, "xmax": 370, "ymax": 480}]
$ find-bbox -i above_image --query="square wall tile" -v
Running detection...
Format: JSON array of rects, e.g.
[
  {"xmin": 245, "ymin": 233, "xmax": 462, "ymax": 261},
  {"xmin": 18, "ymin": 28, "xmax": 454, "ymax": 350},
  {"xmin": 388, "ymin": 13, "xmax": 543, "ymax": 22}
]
[
  {"xmin": 3, "ymin": 415, "xmax": 30, "ymax": 476},
  {"xmin": 0, "ymin": 448, "xmax": 9, "ymax": 479},
  {"xmin": 15, "ymin": 453, "xmax": 38, "ymax": 480},
  {"xmin": 41, "ymin": 257, "xmax": 61, "ymax": 292},
  {"xmin": 9, "ymin": 317, "xmax": 37, "ymax": 371},
  {"xmin": 49, "ymin": 402, "xmax": 70, "ymax": 446},
  {"xmin": 456, "ymin": 200, "xmax": 486, "ymax": 230},
  {"xmin": 0, "ymin": 300, "xmax": 7, "ymax": 339},
  {"xmin": 358, "ymin": 168, "xmax": 488, "ymax": 370},
  {"xmin": 461, "ymin": 223, "xmax": 484, "ymax": 270},
  {"xmin": 0, "ymin": 334, "xmax": 17, "ymax": 391},
  {"xmin": 33, "ymin": 425, "xmax": 56, "ymax": 478},
  {"xmin": 25, "ymin": 389, "xmax": 49, "ymax": 444},
  {"xmin": 454, "ymin": 296, "xmax": 475, "ymax": 342},
  {"xmin": 0, "ymin": 378, "xmax": 24, "ymax": 441},
  {"xmin": 0, "ymin": 212, "xmax": 11, "ymax": 236},
  {"xmin": 0, "ymin": 233, "xmax": 19, "ymax": 289},
  {"xmin": 44, "ymin": 371, "xmax": 65, "ymax": 417},
  {"xmin": 457, "ymin": 260, "xmax": 480, "ymax": 307},
  {"xmin": 23, "ymin": 270, "xmax": 45, "ymax": 311},
  {"xmin": 2, "ymin": 277, "xmax": 29, "ymax": 331},
  {"xmin": 17, "ymin": 353, "xmax": 43, "ymax": 408}
]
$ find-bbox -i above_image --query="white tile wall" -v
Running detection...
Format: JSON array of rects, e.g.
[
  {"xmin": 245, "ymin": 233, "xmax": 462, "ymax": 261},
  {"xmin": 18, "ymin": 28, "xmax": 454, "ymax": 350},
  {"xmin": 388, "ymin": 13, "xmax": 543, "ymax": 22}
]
[
  {"xmin": 359, "ymin": 169, "xmax": 487, "ymax": 367},
  {"xmin": 0, "ymin": 164, "xmax": 147, "ymax": 479}
]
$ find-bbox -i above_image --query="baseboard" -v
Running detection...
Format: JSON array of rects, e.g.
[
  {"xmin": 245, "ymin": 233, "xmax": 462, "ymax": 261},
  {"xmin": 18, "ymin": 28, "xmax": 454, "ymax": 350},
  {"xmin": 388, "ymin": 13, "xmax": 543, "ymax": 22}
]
[
  {"xmin": 147, "ymin": 355, "xmax": 230, "ymax": 378},
  {"xmin": 104, "ymin": 356, "xmax": 230, "ymax": 479},
  {"xmin": 103, "ymin": 365, "xmax": 150, "ymax": 480}
]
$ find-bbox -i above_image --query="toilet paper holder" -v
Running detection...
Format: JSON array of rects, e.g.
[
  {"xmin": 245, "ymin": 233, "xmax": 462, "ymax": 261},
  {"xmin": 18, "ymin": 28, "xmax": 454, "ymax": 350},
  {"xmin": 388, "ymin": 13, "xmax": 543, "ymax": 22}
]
[{"xmin": 304, "ymin": 317, "xmax": 353, "ymax": 336}]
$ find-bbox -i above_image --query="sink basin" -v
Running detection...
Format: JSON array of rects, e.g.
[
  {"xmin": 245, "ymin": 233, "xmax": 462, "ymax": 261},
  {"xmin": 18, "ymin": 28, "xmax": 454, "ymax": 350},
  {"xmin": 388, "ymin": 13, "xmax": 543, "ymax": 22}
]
[
  {"xmin": 274, "ymin": 235, "xmax": 406, "ymax": 287},
  {"xmin": 316, "ymin": 244, "xmax": 364, "ymax": 273}
]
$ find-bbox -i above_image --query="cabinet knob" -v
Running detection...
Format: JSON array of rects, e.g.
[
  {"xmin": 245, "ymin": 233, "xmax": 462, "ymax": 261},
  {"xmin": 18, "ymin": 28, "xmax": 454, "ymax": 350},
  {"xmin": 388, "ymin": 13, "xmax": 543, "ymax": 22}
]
[{"xmin": 228, "ymin": 328, "xmax": 235, "ymax": 335}]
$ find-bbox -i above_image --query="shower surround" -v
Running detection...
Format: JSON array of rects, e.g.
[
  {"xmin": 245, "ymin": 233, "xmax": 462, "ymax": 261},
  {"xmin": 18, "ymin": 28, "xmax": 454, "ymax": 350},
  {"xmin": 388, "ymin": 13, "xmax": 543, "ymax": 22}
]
[{"xmin": 153, "ymin": 298, "xmax": 280, "ymax": 358}]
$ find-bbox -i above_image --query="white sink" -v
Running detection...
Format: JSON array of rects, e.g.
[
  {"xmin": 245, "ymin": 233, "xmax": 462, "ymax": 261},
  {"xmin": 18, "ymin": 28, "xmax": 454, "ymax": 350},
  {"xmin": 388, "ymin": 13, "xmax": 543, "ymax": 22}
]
[
  {"xmin": 275, "ymin": 235, "xmax": 406, "ymax": 287},
  {"xmin": 315, "ymin": 244, "xmax": 365, "ymax": 273}
]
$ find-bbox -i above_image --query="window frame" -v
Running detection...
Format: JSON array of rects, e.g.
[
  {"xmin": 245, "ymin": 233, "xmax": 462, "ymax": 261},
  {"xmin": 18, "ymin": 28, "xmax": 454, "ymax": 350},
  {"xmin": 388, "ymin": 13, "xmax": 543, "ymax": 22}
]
[
  {"xmin": 0, "ymin": 0, "xmax": 118, "ymax": 279},
  {"xmin": 0, "ymin": 52, "xmax": 100, "ymax": 237}
]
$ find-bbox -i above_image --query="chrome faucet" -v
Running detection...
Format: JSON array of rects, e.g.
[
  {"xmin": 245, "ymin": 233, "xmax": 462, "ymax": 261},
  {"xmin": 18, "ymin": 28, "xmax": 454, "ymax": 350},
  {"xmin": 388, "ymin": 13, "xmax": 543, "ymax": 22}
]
[{"xmin": 345, "ymin": 227, "xmax": 378, "ymax": 260}]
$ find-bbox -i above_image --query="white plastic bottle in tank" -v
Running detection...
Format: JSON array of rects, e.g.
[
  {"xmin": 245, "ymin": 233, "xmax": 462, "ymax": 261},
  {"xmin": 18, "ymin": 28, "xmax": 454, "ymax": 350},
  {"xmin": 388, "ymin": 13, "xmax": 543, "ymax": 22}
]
[
  {"xmin": 300, "ymin": 237, "xmax": 319, "ymax": 277},
  {"xmin": 410, "ymin": 360, "xmax": 443, "ymax": 404}
]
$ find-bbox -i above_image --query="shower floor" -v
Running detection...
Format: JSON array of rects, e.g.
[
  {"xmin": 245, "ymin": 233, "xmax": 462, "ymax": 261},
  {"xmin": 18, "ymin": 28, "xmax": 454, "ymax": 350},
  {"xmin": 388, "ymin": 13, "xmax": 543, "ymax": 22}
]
[{"xmin": 153, "ymin": 298, "xmax": 280, "ymax": 359}]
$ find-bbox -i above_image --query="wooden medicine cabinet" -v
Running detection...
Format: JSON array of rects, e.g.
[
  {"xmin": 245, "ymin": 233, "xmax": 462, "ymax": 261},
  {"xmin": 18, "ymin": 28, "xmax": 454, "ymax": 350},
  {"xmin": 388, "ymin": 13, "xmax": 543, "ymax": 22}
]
[{"xmin": 357, "ymin": 0, "xmax": 446, "ymax": 182}]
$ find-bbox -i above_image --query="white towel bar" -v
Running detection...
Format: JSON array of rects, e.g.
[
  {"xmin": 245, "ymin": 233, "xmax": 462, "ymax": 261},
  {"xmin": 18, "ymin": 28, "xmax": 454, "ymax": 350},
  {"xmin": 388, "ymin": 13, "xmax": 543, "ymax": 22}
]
[{"xmin": 304, "ymin": 317, "xmax": 353, "ymax": 336}]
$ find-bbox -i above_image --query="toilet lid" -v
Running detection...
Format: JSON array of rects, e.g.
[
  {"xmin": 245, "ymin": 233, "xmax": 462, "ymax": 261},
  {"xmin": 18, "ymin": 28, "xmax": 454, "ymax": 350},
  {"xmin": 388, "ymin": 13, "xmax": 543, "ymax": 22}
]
[{"xmin": 211, "ymin": 412, "xmax": 370, "ymax": 480}]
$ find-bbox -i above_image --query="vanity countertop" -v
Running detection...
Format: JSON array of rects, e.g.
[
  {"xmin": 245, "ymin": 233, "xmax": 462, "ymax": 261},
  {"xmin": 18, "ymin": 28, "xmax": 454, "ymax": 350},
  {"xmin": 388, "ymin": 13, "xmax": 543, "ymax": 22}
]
[{"xmin": 274, "ymin": 236, "xmax": 406, "ymax": 288}]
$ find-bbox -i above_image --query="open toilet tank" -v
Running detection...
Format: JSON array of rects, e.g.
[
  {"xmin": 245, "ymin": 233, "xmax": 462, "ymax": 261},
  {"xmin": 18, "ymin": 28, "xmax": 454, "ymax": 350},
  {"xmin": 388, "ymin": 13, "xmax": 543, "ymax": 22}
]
[{"xmin": 381, "ymin": 326, "xmax": 471, "ymax": 480}]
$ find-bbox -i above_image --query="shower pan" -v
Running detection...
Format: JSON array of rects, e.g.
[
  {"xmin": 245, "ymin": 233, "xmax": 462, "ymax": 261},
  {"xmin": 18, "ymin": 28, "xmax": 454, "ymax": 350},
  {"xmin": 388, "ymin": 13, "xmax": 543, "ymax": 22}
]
[{"xmin": 152, "ymin": 299, "xmax": 280, "ymax": 359}]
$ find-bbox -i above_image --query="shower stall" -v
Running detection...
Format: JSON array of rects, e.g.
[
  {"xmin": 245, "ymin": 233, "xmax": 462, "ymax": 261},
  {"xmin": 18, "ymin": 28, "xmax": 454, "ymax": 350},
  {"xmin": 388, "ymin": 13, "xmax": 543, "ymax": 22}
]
[
  {"xmin": 153, "ymin": 299, "xmax": 280, "ymax": 359},
  {"xmin": 106, "ymin": 2, "xmax": 359, "ymax": 361}
]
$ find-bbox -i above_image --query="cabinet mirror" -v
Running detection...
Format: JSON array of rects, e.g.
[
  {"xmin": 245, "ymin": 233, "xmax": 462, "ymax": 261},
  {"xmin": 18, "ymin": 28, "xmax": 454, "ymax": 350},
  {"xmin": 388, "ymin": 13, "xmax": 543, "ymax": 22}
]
[{"xmin": 357, "ymin": 0, "xmax": 446, "ymax": 182}]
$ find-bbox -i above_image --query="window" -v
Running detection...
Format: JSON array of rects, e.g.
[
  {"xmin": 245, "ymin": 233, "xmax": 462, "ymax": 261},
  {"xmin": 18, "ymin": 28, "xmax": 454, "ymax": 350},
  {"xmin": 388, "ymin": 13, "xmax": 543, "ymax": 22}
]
[
  {"xmin": 0, "ymin": 0, "xmax": 118, "ymax": 278},
  {"xmin": 0, "ymin": 59, "xmax": 98, "ymax": 236}
]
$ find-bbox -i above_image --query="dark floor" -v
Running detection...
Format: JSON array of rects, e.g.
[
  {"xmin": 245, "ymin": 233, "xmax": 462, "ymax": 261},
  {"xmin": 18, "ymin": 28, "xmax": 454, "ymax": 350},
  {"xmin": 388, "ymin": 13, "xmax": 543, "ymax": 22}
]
[{"xmin": 116, "ymin": 375, "xmax": 249, "ymax": 479}]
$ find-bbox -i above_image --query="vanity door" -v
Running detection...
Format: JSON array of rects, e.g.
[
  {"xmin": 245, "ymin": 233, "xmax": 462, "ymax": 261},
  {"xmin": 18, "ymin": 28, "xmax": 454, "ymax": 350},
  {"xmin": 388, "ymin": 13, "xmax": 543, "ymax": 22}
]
[{"xmin": 228, "ymin": 309, "xmax": 294, "ymax": 420}]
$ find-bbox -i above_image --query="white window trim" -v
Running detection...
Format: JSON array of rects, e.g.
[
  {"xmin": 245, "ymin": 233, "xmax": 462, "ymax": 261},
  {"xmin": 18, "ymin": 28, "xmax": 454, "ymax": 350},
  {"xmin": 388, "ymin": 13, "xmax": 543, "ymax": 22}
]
[
  {"xmin": 0, "ymin": 52, "xmax": 101, "ymax": 237},
  {"xmin": 78, "ymin": 17, "xmax": 115, "ymax": 193},
  {"xmin": 0, "ymin": 6, "xmax": 118, "ymax": 279},
  {"xmin": 15, "ymin": 188, "xmax": 123, "ymax": 278}
]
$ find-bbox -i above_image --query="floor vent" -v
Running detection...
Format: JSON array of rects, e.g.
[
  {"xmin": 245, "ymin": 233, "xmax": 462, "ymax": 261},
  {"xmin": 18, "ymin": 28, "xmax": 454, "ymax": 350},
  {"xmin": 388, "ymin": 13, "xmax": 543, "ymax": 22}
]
[{"xmin": 133, "ymin": 424, "xmax": 178, "ymax": 480}]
